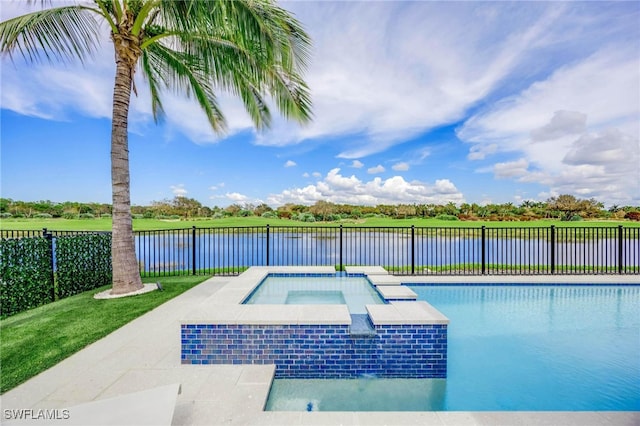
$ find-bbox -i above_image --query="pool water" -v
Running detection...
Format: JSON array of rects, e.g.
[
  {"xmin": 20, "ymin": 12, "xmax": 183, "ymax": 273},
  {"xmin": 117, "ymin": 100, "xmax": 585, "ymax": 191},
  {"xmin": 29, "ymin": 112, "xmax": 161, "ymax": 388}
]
[
  {"xmin": 266, "ymin": 378, "xmax": 446, "ymax": 411},
  {"xmin": 266, "ymin": 285, "xmax": 640, "ymax": 411},
  {"xmin": 243, "ymin": 274, "xmax": 384, "ymax": 314},
  {"xmin": 414, "ymin": 285, "xmax": 640, "ymax": 411}
]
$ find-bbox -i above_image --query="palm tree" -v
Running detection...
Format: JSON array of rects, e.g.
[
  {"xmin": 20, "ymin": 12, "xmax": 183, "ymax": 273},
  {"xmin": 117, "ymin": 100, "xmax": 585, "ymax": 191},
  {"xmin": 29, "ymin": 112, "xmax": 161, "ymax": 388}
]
[{"xmin": 1, "ymin": 0, "xmax": 312, "ymax": 294}]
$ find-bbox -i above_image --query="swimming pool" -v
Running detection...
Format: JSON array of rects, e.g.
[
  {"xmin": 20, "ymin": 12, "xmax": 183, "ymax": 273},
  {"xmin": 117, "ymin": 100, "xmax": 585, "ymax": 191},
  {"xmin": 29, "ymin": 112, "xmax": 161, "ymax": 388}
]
[
  {"xmin": 266, "ymin": 284, "xmax": 640, "ymax": 411},
  {"xmin": 242, "ymin": 273, "xmax": 385, "ymax": 314},
  {"xmin": 416, "ymin": 284, "xmax": 640, "ymax": 411}
]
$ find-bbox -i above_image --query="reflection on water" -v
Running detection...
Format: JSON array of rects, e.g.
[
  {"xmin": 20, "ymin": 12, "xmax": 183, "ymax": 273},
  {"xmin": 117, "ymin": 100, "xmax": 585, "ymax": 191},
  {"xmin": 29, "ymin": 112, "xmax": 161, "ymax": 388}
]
[{"xmin": 134, "ymin": 232, "xmax": 639, "ymax": 272}]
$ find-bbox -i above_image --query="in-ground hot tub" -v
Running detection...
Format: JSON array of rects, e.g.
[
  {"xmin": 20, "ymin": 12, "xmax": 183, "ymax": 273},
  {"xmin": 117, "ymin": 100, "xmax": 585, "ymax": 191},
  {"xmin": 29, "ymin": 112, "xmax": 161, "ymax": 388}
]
[
  {"xmin": 242, "ymin": 272, "xmax": 385, "ymax": 314},
  {"xmin": 181, "ymin": 267, "xmax": 449, "ymax": 379}
]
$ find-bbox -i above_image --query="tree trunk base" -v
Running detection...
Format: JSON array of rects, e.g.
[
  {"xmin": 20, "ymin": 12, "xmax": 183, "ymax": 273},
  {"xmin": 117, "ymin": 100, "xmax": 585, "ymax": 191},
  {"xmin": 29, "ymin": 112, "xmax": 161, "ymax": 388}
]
[
  {"xmin": 95, "ymin": 283, "xmax": 156, "ymax": 299},
  {"xmin": 110, "ymin": 281, "xmax": 145, "ymax": 296}
]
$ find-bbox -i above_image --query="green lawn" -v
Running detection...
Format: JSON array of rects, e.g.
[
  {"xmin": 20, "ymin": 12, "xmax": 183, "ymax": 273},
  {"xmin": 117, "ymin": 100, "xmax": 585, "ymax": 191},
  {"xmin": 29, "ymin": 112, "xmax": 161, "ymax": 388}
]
[
  {"xmin": 0, "ymin": 275, "xmax": 209, "ymax": 394},
  {"xmin": 1, "ymin": 216, "xmax": 638, "ymax": 231}
]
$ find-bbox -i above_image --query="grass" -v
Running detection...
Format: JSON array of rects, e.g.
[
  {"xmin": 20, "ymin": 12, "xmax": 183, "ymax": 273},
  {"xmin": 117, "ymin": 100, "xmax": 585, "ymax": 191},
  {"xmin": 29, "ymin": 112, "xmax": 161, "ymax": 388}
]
[
  {"xmin": 1, "ymin": 216, "xmax": 638, "ymax": 231},
  {"xmin": 0, "ymin": 275, "xmax": 210, "ymax": 394}
]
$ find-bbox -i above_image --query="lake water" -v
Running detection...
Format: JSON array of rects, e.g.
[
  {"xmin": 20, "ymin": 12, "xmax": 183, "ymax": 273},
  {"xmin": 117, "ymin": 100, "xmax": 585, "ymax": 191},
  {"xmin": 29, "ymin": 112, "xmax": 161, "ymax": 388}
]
[{"xmin": 134, "ymin": 231, "xmax": 639, "ymax": 273}]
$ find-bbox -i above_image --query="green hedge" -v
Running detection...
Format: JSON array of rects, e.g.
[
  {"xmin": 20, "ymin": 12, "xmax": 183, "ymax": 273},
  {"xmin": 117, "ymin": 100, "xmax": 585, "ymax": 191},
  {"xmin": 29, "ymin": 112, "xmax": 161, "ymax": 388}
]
[
  {"xmin": 0, "ymin": 237, "xmax": 54, "ymax": 318},
  {"xmin": 56, "ymin": 234, "xmax": 112, "ymax": 298}
]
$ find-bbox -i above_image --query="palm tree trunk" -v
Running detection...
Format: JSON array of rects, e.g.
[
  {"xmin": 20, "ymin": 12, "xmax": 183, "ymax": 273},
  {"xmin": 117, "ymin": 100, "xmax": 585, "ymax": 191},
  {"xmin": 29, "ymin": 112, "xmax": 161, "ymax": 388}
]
[{"xmin": 110, "ymin": 56, "xmax": 143, "ymax": 295}]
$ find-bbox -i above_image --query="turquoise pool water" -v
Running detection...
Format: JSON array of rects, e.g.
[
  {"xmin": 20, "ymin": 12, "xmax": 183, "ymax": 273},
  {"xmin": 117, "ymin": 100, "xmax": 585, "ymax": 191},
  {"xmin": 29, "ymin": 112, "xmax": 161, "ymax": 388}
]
[
  {"xmin": 266, "ymin": 285, "xmax": 640, "ymax": 411},
  {"xmin": 266, "ymin": 378, "xmax": 446, "ymax": 411},
  {"xmin": 412, "ymin": 285, "xmax": 640, "ymax": 411},
  {"xmin": 243, "ymin": 273, "xmax": 384, "ymax": 314}
]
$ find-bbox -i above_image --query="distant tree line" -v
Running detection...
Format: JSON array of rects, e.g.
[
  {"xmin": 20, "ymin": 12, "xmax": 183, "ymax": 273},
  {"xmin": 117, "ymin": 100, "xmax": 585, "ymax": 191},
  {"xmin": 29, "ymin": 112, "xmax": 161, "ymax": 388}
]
[{"xmin": 1, "ymin": 195, "xmax": 639, "ymax": 222}]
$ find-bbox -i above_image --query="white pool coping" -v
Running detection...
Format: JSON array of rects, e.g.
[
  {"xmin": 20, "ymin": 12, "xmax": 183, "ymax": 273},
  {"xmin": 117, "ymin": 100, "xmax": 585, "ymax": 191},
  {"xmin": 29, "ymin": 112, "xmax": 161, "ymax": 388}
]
[
  {"xmin": 182, "ymin": 266, "xmax": 447, "ymax": 326},
  {"xmin": 1, "ymin": 272, "xmax": 637, "ymax": 425}
]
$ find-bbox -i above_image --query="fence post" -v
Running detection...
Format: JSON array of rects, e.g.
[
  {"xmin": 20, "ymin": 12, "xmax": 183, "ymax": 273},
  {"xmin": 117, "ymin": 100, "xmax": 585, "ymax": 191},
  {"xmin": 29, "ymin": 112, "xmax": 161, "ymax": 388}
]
[
  {"xmin": 550, "ymin": 225, "xmax": 556, "ymax": 275},
  {"xmin": 43, "ymin": 228, "xmax": 56, "ymax": 300},
  {"xmin": 618, "ymin": 225, "xmax": 623, "ymax": 275},
  {"xmin": 481, "ymin": 226, "xmax": 486, "ymax": 275},
  {"xmin": 411, "ymin": 225, "xmax": 415, "ymax": 275},
  {"xmin": 339, "ymin": 225, "xmax": 343, "ymax": 271},
  {"xmin": 266, "ymin": 224, "xmax": 270, "ymax": 266},
  {"xmin": 191, "ymin": 226, "xmax": 197, "ymax": 275}
]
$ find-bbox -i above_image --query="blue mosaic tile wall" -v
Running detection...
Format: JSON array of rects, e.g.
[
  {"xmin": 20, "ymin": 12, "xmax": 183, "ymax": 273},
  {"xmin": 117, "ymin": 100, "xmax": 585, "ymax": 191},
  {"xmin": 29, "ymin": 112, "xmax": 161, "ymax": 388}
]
[{"xmin": 181, "ymin": 323, "xmax": 447, "ymax": 378}]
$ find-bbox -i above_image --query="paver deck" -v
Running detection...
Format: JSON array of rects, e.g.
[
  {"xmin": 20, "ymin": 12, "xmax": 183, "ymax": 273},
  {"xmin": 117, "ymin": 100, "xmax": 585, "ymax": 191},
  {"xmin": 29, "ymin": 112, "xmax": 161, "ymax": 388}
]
[{"xmin": 1, "ymin": 274, "xmax": 638, "ymax": 425}]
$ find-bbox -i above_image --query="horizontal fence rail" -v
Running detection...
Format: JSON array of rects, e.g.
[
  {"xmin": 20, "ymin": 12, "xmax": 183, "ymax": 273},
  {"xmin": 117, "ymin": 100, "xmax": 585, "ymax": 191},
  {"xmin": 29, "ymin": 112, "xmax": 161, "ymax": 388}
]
[{"xmin": 2, "ymin": 225, "xmax": 639, "ymax": 277}]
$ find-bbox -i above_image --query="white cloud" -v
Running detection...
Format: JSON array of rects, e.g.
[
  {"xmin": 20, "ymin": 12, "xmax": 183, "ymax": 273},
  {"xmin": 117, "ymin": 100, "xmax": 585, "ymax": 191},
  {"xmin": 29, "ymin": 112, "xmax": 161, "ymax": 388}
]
[
  {"xmin": 392, "ymin": 162, "xmax": 410, "ymax": 172},
  {"xmin": 284, "ymin": 160, "xmax": 297, "ymax": 168},
  {"xmin": 457, "ymin": 48, "xmax": 640, "ymax": 204},
  {"xmin": 530, "ymin": 110, "xmax": 587, "ymax": 141},
  {"xmin": 170, "ymin": 184, "xmax": 188, "ymax": 196},
  {"xmin": 493, "ymin": 159, "xmax": 529, "ymax": 179},
  {"xmin": 226, "ymin": 192, "xmax": 248, "ymax": 203},
  {"xmin": 256, "ymin": 1, "xmax": 574, "ymax": 158},
  {"xmin": 351, "ymin": 160, "xmax": 364, "ymax": 169},
  {"xmin": 267, "ymin": 168, "xmax": 464, "ymax": 206},
  {"xmin": 367, "ymin": 165, "xmax": 385, "ymax": 174},
  {"xmin": 467, "ymin": 143, "xmax": 498, "ymax": 161}
]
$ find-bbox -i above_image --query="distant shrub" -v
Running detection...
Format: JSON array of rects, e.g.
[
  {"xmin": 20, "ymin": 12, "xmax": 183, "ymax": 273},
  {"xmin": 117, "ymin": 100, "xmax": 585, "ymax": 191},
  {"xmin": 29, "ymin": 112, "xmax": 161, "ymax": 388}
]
[
  {"xmin": 295, "ymin": 213, "xmax": 316, "ymax": 222},
  {"xmin": 79, "ymin": 213, "xmax": 95, "ymax": 219},
  {"xmin": 568, "ymin": 214, "xmax": 583, "ymax": 221},
  {"xmin": 143, "ymin": 211, "xmax": 154, "ymax": 219},
  {"xmin": 62, "ymin": 212, "xmax": 76, "ymax": 219},
  {"xmin": 34, "ymin": 213, "xmax": 52, "ymax": 218},
  {"xmin": 326, "ymin": 214, "xmax": 342, "ymax": 221},
  {"xmin": 132, "ymin": 214, "xmax": 144, "ymax": 219},
  {"xmin": 212, "ymin": 212, "xmax": 224, "ymax": 219},
  {"xmin": 238, "ymin": 210, "xmax": 253, "ymax": 217},
  {"xmin": 457, "ymin": 214, "xmax": 478, "ymax": 221},
  {"xmin": 435, "ymin": 214, "xmax": 459, "ymax": 221},
  {"xmin": 0, "ymin": 212, "xmax": 12, "ymax": 218},
  {"xmin": 625, "ymin": 211, "xmax": 640, "ymax": 221},
  {"xmin": 261, "ymin": 211, "xmax": 277, "ymax": 219}
]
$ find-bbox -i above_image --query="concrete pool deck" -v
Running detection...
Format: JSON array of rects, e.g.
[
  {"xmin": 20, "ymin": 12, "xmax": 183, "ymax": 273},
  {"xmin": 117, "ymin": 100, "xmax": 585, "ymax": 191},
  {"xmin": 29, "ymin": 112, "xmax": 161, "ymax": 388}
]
[{"xmin": 1, "ymin": 272, "xmax": 638, "ymax": 425}]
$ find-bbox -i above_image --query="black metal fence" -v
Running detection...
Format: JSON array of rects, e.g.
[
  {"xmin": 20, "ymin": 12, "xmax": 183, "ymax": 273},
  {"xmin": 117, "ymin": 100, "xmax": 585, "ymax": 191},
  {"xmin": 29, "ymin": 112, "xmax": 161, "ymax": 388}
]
[
  {"xmin": 133, "ymin": 225, "xmax": 640, "ymax": 276},
  {"xmin": 2, "ymin": 225, "xmax": 639, "ymax": 277}
]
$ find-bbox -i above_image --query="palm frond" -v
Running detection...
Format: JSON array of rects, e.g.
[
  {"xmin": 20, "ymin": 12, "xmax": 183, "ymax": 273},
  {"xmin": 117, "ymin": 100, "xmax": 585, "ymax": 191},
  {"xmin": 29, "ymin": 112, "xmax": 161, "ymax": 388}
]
[
  {"xmin": 144, "ymin": 0, "xmax": 312, "ymax": 129},
  {"xmin": 0, "ymin": 5, "xmax": 101, "ymax": 64},
  {"xmin": 146, "ymin": 41, "xmax": 227, "ymax": 134},
  {"xmin": 140, "ymin": 48, "xmax": 166, "ymax": 123}
]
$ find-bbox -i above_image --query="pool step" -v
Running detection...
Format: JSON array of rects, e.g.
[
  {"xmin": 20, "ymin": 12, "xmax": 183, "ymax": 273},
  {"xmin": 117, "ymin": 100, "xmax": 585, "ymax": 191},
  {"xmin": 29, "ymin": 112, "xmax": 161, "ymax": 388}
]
[
  {"xmin": 349, "ymin": 314, "xmax": 376, "ymax": 338},
  {"xmin": 344, "ymin": 266, "xmax": 389, "ymax": 275},
  {"xmin": 367, "ymin": 274, "xmax": 403, "ymax": 286},
  {"xmin": 376, "ymin": 285, "xmax": 417, "ymax": 300}
]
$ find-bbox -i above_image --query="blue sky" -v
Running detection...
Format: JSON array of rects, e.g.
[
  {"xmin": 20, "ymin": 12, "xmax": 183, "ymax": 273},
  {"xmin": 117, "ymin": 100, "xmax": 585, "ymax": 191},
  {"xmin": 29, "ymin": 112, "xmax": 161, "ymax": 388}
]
[{"xmin": 1, "ymin": 1, "xmax": 639, "ymax": 208}]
